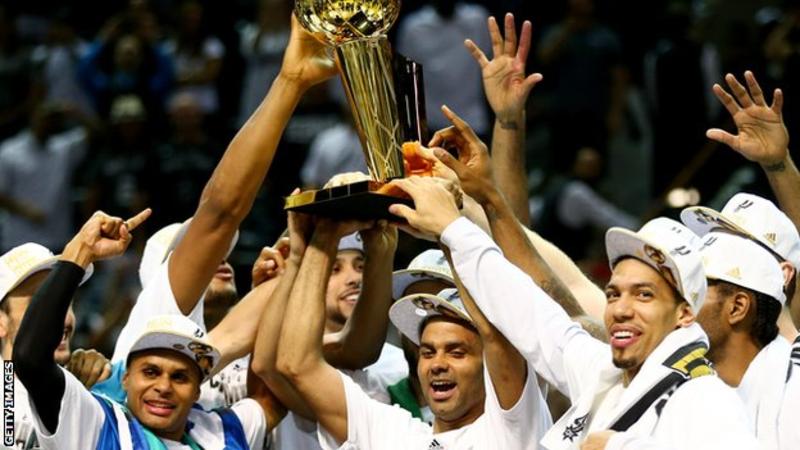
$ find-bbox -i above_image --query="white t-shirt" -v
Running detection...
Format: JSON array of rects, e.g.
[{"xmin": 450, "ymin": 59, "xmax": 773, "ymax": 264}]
[
  {"xmin": 317, "ymin": 363, "xmax": 548, "ymax": 450},
  {"xmin": 274, "ymin": 343, "xmax": 409, "ymax": 450},
  {"xmin": 198, "ymin": 354, "xmax": 250, "ymax": 410},
  {"xmin": 111, "ymin": 255, "xmax": 205, "ymax": 364},
  {"xmin": 299, "ymin": 123, "xmax": 367, "ymax": 189},
  {"xmin": 28, "ymin": 368, "xmax": 266, "ymax": 450},
  {"xmin": 0, "ymin": 128, "xmax": 87, "ymax": 251}
]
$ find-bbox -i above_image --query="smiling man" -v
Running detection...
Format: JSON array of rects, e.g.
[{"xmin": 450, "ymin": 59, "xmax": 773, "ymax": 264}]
[
  {"xmin": 13, "ymin": 211, "xmax": 284, "ymax": 449},
  {"xmin": 271, "ymin": 215, "xmax": 550, "ymax": 450},
  {"xmin": 388, "ymin": 171, "xmax": 760, "ymax": 449}
]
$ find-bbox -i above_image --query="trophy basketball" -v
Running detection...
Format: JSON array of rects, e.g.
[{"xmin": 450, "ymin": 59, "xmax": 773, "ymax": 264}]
[{"xmin": 285, "ymin": 0, "xmax": 430, "ymax": 219}]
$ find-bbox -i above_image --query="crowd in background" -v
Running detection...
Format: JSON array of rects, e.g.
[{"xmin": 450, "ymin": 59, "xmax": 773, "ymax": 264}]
[{"xmin": 1, "ymin": 0, "xmax": 798, "ymax": 356}]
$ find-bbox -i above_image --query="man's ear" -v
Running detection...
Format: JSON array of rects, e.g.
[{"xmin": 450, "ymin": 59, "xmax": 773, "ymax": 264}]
[
  {"xmin": 122, "ymin": 368, "xmax": 130, "ymax": 390},
  {"xmin": 676, "ymin": 301, "xmax": 695, "ymax": 328},
  {"xmin": 727, "ymin": 291, "xmax": 753, "ymax": 327}
]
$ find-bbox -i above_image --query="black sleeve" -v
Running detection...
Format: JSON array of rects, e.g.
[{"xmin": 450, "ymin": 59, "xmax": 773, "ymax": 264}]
[{"xmin": 13, "ymin": 261, "xmax": 85, "ymax": 434}]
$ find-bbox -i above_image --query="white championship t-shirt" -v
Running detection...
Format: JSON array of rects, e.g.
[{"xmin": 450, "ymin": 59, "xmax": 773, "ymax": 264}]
[
  {"xmin": 198, "ymin": 354, "xmax": 251, "ymax": 410},
  {"xmin": 317, "ymin": 364, "xmax": 549, "ymax": 450},
  {"xmin": 273, "ymin": 343, "xmax": 409, "ymax": 450},
  {"xmin": 29, "ymin": 368, "xmax": 266, "ymax": 450}
]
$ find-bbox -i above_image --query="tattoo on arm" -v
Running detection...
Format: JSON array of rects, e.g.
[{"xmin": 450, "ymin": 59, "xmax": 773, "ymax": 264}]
[
  {"xmin": 765, "ymin": 161, "xmax": 787, "ymax": 172},
  {"xmin": 498, "ymin": 119, "xmax": 520, "ymax": 130}
]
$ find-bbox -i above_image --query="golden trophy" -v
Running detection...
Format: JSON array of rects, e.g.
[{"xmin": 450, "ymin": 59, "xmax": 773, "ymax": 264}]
[{"xmin": 285, "ymin": 0, "xmax": 429, "ymax": 219}]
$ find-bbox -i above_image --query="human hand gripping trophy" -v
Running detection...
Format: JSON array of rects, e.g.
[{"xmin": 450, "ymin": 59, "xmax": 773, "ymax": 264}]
[{"xmin": 285, "ymin": 0, "xmax": 434, "ymax": 219}]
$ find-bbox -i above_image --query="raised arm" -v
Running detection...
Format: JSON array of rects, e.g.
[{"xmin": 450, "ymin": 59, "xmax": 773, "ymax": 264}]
[
  {"xmin": 707, "ymin": 71, "xmax": 800, "ymax": 232},
  {"xmin": 14, "ymin": 209, "xmax": 149, "ymax": 432},
  {"xmin": 430, "ymin": 107, "xmax": 585, "ymax": 317},
  {"xmin": 168, "ymin": 16, "xmax": 337, "ymax": 314},
  {"xmin": 275, "ymin": 218, "xmax": 371, "ymax": 443},
  {"xmin": 323, "ymin": 221, "xmax": 398, "ymax": 369},
  {"xmin": 465, "ymin": 13, "xmax": 542, "ymax": 224}
]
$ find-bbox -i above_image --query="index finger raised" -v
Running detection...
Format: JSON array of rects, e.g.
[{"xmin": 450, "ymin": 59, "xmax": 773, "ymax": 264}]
[{"xmin": 124, "ymin": 208, "xmax": 152, "ymax": 232}]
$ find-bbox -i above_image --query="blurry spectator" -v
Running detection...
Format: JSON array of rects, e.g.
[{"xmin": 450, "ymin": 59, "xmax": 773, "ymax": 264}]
[
  {"xmin": 300, "ymin": 119, "xmax": 366, "ymax": 189},
  {"xmin": 151, "ymin": 92, "xmax": 220, "ymax": 228},
  {"xmin": 31, "ymin": 10, "xmax": 95, "ymax": 117},
  {"xmin": 535, "ymin": 146, "xmax": 638, "ymax": 260},
  {"xmin": 164, "ymin": 0, "xmax": 225, "ymax": 116},
  {"xmin": 237, "ymin": 0, "xmax": 290, "ymax": 126},
  {"xmin": 643, "ymin": 3, "xmax": 720, "ymax": 193},
  {"xmin": 0, "ymin": 6, "xmax": 38, "ymax": 140},
  {"xmin": 0, "ymin": 103, "xmax": 96, "ymax": 252},
  {"xmin": 83, "ymin": 95, "xmax": 154, "ymax": 223},
  {"xmin": 397, "ymin": 0, "xmax": 491, "ymax": 136},
  {"xmin": 538, "ymin": 0, "xmax": 627, "ymax": 161},
  {"xmin": 78, "ymin": 16, "xmax": 173, "ymax": 120}
]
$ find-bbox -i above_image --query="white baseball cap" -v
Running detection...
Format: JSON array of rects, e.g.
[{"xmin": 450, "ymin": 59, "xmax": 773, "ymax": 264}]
[
  {"xmin": 138, "ymin": 218, "xmax": 239, "ymax": 288},
  {"xmin": 681, "ymin": 193, "xmax": 800, "ymax": 269},
  {"xmin": 128, "ymin": 314, "xmax": 220, "ymax": 381},
  {"xmin": 0, "ymin": 243, "xmax": 93, "ymax": 303},
  {"xmin": 700, "ymin": 231, "xmax": 786, "ymax": 304},
  {"xmin": 392, "ymin": 249, "xmax": 455, "ymax": 299},
  {"xmin": 606, "ymin": 218, "xmax": 707, "ymax": 311},
  {"xmin": 389, "ymin": 288, "xmax": 474, "ymax": 345}
]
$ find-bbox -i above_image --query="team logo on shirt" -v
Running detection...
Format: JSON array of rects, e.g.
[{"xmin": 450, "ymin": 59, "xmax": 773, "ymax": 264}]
[{"xmin": 562, "ymin": 413, "xmax": 589, "ymax": 442}]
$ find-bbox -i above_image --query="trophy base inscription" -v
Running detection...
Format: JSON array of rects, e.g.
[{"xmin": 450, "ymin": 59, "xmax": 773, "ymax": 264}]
[{"xmin": 284, "ymin": 180, "xmax": 413, "ymax": 220}]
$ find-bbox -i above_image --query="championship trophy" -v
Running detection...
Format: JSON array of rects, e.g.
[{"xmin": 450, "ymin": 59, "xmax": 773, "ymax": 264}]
[{"xmin": 285, "ymin": 0, "xmax": 430, "ymax": 219}]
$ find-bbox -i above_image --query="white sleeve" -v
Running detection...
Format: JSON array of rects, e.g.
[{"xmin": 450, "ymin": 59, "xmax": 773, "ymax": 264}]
[
  {"xmin": 230, "ymin": 398, "xmax": 267, "ymax": 449},
  {"xmin": 481, "ymin": 364, "xmax": 552, "ymax": 448},
  {"xmin": 317, "ymin": 372, "xmax": 429, "ymax": 450},
  {"xmin": 29, "ymin": 368, "xmax": 104, "ymax": 450},
  {"xmin": 111, "ymin": 255, "xmax": 205, "ymax": 363},
  {"xmin": 440, "ymin": 217, "xmax": 609, "ymax": 399}
]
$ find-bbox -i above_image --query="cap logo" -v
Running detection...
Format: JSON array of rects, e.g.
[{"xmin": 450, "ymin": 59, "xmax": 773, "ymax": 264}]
[
  {"xmin": 725, "ymin": 267, "xmax": 742, "ymax": 280},
  {"xmin": 644, "ymin": 245, "xmax": 680, "ymax": 291},
  {"xmin": 764, "ymin": 233, "xmax": 777, "ymax": 245},
  {"xmin": 693, "ymin": 210, "xmax": 717, "ymax": 225},
  {"xmin": 411, "ymin": 296, "xmax": 461, "ymax": 320},
  {"xmin": 734, "ymin": 199, "xmax": 754, "ymax": 212}
]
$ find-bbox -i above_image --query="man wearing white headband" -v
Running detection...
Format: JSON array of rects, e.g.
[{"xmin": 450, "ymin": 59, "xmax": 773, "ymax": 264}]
[
  {"xmin": 13, "ymin": 211, "xmax": 284, "ymax": 449},
  {"xmin": 692, "ymin": 231, "xmax": 799, "ymax": 449}
]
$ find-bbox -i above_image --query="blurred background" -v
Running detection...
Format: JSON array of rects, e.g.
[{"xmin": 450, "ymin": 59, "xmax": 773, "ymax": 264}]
[{"xmin": 0, "ymin": 0, "xmax": 797, "ymax": 354}]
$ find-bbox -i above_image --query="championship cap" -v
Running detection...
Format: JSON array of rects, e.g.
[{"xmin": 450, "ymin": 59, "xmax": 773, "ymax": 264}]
[
  {"xmin": 139, "ymin": 218, "xmax": 239, "ymax": 288},
  {"xmin": 392, "ymin": 249, "xmax": 455, "ymax": 299},
  {"xmin": 606, "ymin": 218, "xmax": 707, "ymax": 311},
  {"xmin": 338, "ymin": 232, "xmax": 364, "ymax": 253},
  {"xmin": 681, "ymin": 193, "xmax": 800, "ymax": 269},
  {"xmin": 389, "ymin": 288, "xmax": 474, "ymax": 345},
  {"xmin": 700, "ymin": 232, "xmax": 786, "ymax": 304},
  {"xmin": 128, "ymin": 314, "xmax": 221, "ymax": 381},
  {"xmin": 0, "ymin": 243, "xmax": 93, "ymax": 303}
]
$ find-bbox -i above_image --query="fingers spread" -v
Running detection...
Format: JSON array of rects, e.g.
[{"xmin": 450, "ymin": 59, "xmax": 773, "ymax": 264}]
[
  {"xmin": 517, "ymin": 20, "xmax": 533, "ymax": 62},
  {"xmin": 488, "ymin": 16, "xmax": 503, "ymax": 59},
  {"xmin": 125, "ymin": 208, "xmax": 152, "ymax": 232},
  {"xmin": 503, "ymin": 13, "xmax": 518, "ymax": 56},
  {"xmin": 706, "ymin": 128, "xmax": 738, "ymax": 148},
  {"xmin": 744, "ymin": 70, "xmax": 766, "ymax": 106},
  {"xmin": 464, "ymin": 39, "xmax": 489, "ymax": 69},
  {"xmin": 725, "ymin": 73, "xmax": 753, "ymax": 108},
  {"xmin": 712, "ymin": 83, "xmax": 741, "ymax": 116},
  {"xmin": 772, "ymin": 88, "xmax": 784, "ymax": 116}
]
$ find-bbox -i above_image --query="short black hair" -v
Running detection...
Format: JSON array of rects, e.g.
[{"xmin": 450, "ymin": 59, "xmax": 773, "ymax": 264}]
[
  {"xmin": 709, "ymin": 280, "xmax": 780, "ymax": 347},
  {"xmin": 418, "ymin": 315, "xmax": 479, "ymax": 343}
]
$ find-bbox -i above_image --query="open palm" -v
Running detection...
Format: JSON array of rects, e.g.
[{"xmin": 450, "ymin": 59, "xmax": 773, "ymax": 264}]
[
  {"xmin": 466, "ymin": 14, "xmax": 542, "ymax": 119},
  {"xmin": 708, "ymin": 71, "xmax": 789, "ymax": 166}
]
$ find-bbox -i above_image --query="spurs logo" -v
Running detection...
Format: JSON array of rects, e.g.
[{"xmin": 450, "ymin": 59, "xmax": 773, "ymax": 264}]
[
  {"xmin": 562, "ymin": 413, "xmax": 589, "ymax": 442},
  {"xmin": 734, "ymin": 200, "xmax": 754, "ymax": 212}
]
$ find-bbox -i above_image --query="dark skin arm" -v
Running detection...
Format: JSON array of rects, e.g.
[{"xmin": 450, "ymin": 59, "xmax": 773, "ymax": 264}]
[{"xmin": 429, "ymin": 107, "xmax": 584, "ymax": 317}]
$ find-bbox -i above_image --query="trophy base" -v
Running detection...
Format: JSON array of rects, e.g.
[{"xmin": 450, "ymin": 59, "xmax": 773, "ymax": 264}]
[{"xmin": 284, "ymin": 180, "xmax": 413, "ymax": 220}]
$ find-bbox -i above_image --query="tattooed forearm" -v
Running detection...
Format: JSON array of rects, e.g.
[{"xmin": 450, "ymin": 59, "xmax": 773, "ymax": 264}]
[
  {"xmin": 540, "ymin": 277, "xmax": 584, "ymax": 318},
  {"xmin": 498, "ymin": 119, "xmax": 520, "ymax": 130},
  {"xmin": 764, "ymin": 160, "xmax": 787, "ymax": 172}
]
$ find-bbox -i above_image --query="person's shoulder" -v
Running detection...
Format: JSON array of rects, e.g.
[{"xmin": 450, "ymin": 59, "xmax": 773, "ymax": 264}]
[{"xmin": 671, "ymin": 375, "xmax": 741, "ymax": 409}]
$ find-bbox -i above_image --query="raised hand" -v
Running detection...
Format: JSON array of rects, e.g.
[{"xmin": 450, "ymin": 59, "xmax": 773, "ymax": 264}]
[
  {"xmin": 465, "ymin": 13, "xmax": 543, "ymax": 121},
  {"xmin": 251, "ymin": 237, "xmax": 291, "ymax": 288},
  {"xmin": 287, "ymin": 195, "xmax": 315, "ymax": 260},
  {"xmin": 66, "ymin": 348, "xmax": 112, "ymax": 388},
  {"xmin": 63, "ymin": 208, "xmax": 151, "ymax": 268},
  {"xmin": 429, "ymin": 106, "xmax": 495, "ymax": 204},
  {"xmin": 279, "ymin": 15, "xmax": 338, "ymax": 91},
  {"xmin": 360, "ymin": 220, "xmax": 398, "ymax": 254},
  {"xmin": 387, "ymin": 177, "xmax": 461, "ymax": 239},
  {"xmin": 708, "ymin": 71, "xmax": 789, "ymax": 167}
]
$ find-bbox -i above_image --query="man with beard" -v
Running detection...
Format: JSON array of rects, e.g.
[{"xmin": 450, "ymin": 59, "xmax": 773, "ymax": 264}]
[
  {"xmin": 692, "ymin": 231, "xmax": 799, "ymax": 449},
  {"xmin": 265, "ymin": 207, "xmax": 550, "ymax": 449},
  {"xmin": 403, "ymin": 108, "xmax": 758, "ymax": 449}
]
